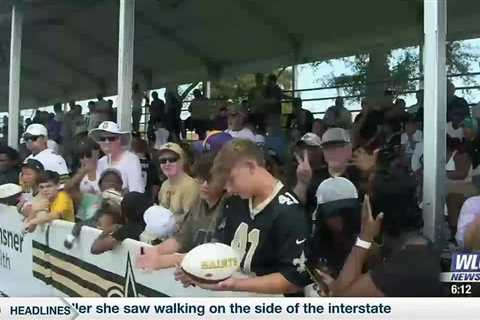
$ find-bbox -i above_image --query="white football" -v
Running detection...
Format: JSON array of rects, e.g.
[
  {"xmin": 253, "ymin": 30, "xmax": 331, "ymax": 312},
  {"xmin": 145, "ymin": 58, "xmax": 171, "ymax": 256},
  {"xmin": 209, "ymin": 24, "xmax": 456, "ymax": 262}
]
[{"xmin": 181, "ymin": 243, "xmax": 241, "ymax": 283}]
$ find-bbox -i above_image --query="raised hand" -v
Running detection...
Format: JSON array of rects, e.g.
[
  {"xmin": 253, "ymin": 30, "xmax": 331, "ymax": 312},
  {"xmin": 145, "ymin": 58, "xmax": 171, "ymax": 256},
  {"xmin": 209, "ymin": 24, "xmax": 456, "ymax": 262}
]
[
  {"xmin": 359, "ymin": 195, "xmax": 383, "ymax": 243},
  {"xmin": 295, "ymin": 150, "xmax": 312, "ymax": 185}
]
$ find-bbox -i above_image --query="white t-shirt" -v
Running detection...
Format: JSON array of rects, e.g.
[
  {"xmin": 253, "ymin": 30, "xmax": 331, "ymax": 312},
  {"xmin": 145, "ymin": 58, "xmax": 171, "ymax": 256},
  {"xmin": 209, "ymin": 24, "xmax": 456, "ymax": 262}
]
[
  {"xmin": 79, "ymin": 174, "xmax": 101, "ymax": 195},
  {"xmin": 225, "ymin": 128, "xmax": 256, "ymax": 142},
  {"xmin": 47, "ymin": 139, "xmax": 59, "ymax": 154},
  {"xmin": 446, "ymin": 122, "xmax": 464, "ymax": 140},
  {"xmin": 97, "ymin": 150, "xmax": 145, "ymax": 193},
  {"xmin": 456, "ymin": 196, "xmax": 480, "ymax": 247},
  {"xmin": 25, "ymin": 149, "xmax": 69, "ymax": 176},
  {"xmin": 401, "ymin": 130, "xmax": 423, "ymax": 155}
]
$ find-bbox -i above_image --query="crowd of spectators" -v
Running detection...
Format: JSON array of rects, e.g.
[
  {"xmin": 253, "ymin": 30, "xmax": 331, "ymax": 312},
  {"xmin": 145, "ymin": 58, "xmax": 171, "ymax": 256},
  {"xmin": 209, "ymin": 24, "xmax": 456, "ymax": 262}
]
[{"xmin": 1, "ymin": 73, "xmax": 477, "ymax": 298}]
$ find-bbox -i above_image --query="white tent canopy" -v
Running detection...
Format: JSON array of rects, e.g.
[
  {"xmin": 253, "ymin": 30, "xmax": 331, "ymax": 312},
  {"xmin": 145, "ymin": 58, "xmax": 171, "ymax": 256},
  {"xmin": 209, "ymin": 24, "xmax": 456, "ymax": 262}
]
[
  {"xmin": 0, "ymin": 0, "xmax": 479, "ymax": 109},
  {"xmin": 0, "ymin": 0, "xmax": 474, "ymax": 242}
]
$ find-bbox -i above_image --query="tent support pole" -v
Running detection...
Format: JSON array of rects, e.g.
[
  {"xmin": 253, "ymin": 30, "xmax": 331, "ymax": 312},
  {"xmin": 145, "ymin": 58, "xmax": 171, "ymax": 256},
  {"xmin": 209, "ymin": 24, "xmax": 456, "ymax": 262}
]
[
  {"xmin": 205, "ymin": 81, "xmax": 211, "ymax": 98},
  {"xmin": 117, "ymin": 0, "xmax": 135, "ymax": 131},
  {"xmin": 423, "ymin": 0, "xmax": 447, "ymax": 243},
  {"xmin": 8, "ymin": 5, "xmax": 23, "ymax": 149}
]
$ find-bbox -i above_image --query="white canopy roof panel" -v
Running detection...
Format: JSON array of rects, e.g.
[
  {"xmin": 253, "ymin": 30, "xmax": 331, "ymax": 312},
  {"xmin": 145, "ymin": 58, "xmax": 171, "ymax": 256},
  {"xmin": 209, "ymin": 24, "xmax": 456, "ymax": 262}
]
[{"xmin": 0, "ymin": 0, "xmax": 479, "ymax": 110}]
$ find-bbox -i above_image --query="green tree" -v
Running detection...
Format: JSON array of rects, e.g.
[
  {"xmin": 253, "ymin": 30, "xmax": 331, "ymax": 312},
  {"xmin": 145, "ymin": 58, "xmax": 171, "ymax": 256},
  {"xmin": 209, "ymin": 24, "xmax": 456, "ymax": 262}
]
[
  {"xmin": 314, "ymin": 40, "xmax": 477, "ymax": 101},
  {"xmin": 447, "ymin": 41, "xmax": 478, "ymax": 83}
]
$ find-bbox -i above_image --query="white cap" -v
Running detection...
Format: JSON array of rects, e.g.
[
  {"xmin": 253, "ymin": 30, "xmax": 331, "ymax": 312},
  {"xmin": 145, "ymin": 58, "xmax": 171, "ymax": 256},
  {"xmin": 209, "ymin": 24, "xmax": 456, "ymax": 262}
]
[
  {"xmin": 143, "ymin": 205, "xmax": 176, "ymax": 239},
  {"xmin": 24, "ymin": 124, "xmax": 48, "ymax": 137},
  {"xmin": 300, "ymin": 132, "xmax": 322, "ymax": 147},
  {"xmin": 321, "ymin": 128, "xmax": 350, "ymax": 147},
  {"xmin": 88, "ymin": 121, "xmax": 131, "ymax": 146},
  {"xmin": 24, "ymin": 151, "xmax": 69, "ymax": 176},
  {"xmin": 0, "ymin": 184, "xmax": 22, "ymax": 199},
  {"xmin": 316, "ymin": 177, "xmax": 358, "ymax": 205}
]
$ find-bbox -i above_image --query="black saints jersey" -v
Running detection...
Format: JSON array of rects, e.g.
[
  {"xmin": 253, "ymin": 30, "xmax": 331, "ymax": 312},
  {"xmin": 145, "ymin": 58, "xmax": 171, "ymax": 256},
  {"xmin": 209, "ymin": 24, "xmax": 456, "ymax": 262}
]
[{"xmin": 216, "ymin": 183, "xmax": 311, "ymax": 288}]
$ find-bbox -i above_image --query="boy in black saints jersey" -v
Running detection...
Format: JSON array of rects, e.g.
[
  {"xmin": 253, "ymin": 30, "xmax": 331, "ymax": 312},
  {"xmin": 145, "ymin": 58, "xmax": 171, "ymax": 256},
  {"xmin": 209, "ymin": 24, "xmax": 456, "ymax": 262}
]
[{"xmin": 176, "ymin": 139, "xmax": 311, "ymax": 294}]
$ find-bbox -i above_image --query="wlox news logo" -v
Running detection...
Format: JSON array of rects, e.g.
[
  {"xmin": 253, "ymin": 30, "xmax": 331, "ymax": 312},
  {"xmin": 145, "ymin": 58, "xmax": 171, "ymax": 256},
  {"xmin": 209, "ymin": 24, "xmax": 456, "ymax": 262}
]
[{"xmin": 441, "ymin": 253, "xmax": 480, "ymax": 282}]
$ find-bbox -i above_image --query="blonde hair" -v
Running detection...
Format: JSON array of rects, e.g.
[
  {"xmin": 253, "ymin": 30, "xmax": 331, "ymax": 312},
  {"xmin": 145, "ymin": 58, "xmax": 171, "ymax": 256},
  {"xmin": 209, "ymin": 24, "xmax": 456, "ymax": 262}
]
[{"xmin": 211, "ymin": 139, "xmax": 265, "ymax": 181}]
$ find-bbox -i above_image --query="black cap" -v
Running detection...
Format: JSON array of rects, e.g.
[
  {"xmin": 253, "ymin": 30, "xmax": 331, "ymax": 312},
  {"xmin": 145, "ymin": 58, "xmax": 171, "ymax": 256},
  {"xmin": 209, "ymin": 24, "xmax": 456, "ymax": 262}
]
[{"xmin": 22, "ymin": 159, "xmax": 44, "ymax": 173}]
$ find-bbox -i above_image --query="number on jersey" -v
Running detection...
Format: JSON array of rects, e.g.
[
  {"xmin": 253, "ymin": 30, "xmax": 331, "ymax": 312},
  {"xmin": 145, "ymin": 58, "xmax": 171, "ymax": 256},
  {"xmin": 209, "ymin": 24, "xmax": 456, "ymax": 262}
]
[
  {"xmin": 230, "ymin": 222, "xmax": 260, "ymax": 273},
  {"xmin": 278, "ymin": 193, "xmax": 299, "ymax": 206}
]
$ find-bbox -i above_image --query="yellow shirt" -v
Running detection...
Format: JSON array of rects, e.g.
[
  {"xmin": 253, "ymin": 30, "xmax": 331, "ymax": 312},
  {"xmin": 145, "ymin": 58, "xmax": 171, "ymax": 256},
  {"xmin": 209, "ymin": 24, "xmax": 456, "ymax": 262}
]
[
  {"xmin": 158, "ymin": 173, "xmax": 199, "ymax": 228},
  {"xmin": 50, "ymin": 191, "xmax": 75, "ymax": 222}
]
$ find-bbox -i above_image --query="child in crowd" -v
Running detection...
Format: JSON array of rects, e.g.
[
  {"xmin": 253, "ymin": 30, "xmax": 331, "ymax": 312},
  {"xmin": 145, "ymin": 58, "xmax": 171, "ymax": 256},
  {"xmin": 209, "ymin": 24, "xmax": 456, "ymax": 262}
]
[
  {"xmin": 25, "ymin": 170, "xmax": 75, "ymax": 232},
  {"xmin": 18, "ymin": 159, "xmax": 45, "ymax": 217},
  {"xmin": 91, "ymin": 192, "xmax": 151, "ymax": 254},
  {"xmin": 136, "ymin": 152, "xmax": 229, "ymax": 271},
  {"xmin": 19, "ymin": 159, "xmax": 44, "ymax": 201},
  {"xmin": 64, "ymin": 169, "xmax": 124, "ymax": 249},
  {"xmin": 175, "ymin": 139, "xmax": 310, "ymax": 294},
  {"xmin": 95, "ymin": 202, "xmax": 122, "ymax": 234}
]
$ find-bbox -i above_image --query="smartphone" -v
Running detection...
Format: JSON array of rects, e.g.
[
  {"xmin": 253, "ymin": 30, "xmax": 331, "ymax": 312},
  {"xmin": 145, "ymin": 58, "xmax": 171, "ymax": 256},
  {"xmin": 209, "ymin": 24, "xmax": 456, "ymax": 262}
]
[{"xmin": 305, "ymin": 262, "xmax": 330, "ymax": 296}]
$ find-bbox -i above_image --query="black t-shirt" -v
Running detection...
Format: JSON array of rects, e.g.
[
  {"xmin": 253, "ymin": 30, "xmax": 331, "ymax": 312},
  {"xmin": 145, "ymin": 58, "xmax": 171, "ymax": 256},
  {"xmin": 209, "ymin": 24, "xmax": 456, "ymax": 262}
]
[
  {"xmin": 216, "ymin": 186, "xmax": 311, "ymax": 288},
  {"xmin": 139, "ymin": 158, "xmax": 161, "ymax": 195},
  {"xmin": 150, "ymin": 99, "xmax": 165, "ymax": 121},
  {"xmin": 447, "ymin": 96, "xmax": 469, "ymax": 122},
  {"xmin": 359, "ymin": 110, "xmax": 385, "ymax": 141},
  {"xmin": 112, "ymin": 223, "xmax": 145, "ymax": 242},
  {"xmin": 370, "ymin": 244, "xmax": 442, "ymax": 297},
  {"xmin": 264, "ymin": 85, "xmax": 283, "ymax": 114}
]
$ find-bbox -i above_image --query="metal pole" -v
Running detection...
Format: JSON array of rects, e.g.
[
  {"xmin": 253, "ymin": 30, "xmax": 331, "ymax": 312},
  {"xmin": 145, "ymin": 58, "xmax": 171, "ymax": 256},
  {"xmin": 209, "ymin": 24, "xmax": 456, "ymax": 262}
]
[
  {"xmin": 423, "ymin": 0, "xmax": 447, "ymax": 243},
  {"xmin": 419, "ymin": 43, "xmax": 424, "ymax": 90},
  {"xmin": 8, "ymin": 5, "xmax": 23, "ymax": 149},
  {"xmin": 117, "ymin": 0, "xmax": 135, "ymax": 131},
  {"xmin": 291, "ymin": 64, "xmax": 296, "ymax": 98},
  {"xmin": 205, "ymin": 81, "xmax": 211, "ymax": 98}
]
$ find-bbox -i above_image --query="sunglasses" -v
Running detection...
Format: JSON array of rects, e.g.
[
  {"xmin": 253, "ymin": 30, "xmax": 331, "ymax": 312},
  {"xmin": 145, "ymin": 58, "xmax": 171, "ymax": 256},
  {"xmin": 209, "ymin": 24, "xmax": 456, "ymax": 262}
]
[
  {"xmin": 24, "ymin": 135, "xmax": 42, "ymax": 143},
  {"xmin": 159, "ymin": 156, "xmax": 179, "ymax": 164},
  {"xmin": 98, "ymin": 136, "xmax": 119, "ymax": 142}
]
